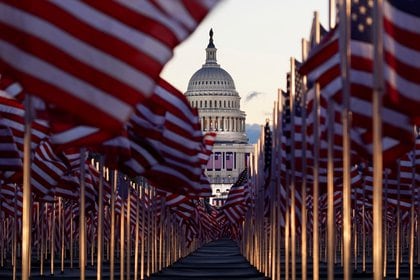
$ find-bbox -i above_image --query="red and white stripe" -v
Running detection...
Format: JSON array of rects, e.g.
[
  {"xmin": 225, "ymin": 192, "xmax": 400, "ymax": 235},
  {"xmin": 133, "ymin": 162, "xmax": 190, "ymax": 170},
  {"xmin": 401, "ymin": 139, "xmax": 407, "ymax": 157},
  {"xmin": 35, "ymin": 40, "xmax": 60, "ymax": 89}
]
[
  {"xmin": 0, "ymin": 1, "xmax": 218, "ymax": 131},
  {"xmin": 383, "ymin": 1, "xmax": 420, "ymax": 125}
]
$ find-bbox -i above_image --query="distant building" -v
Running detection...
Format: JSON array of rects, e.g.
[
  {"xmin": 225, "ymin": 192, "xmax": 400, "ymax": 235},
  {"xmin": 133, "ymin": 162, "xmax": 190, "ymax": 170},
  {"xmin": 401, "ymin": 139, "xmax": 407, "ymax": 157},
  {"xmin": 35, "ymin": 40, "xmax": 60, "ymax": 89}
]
[{"xmin": 185, "ymin": 29, "xmax": 254, "ymax": 207}]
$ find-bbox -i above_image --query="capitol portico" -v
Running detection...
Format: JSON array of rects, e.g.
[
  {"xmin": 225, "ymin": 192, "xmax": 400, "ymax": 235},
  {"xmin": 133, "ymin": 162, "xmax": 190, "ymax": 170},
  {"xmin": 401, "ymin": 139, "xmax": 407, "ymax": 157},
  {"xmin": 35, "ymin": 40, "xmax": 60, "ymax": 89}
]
[{"xmin": 185, "ymin": 29, "xmax": 253, "ymax": 206}]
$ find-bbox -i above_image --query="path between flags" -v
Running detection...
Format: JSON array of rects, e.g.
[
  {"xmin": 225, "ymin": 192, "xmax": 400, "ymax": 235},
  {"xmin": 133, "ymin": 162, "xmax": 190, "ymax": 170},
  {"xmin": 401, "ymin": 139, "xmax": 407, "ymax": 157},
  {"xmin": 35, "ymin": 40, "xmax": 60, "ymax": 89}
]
[{"xmin": 150, "ymin": 239, "xmax": 267, "ymax": 280}]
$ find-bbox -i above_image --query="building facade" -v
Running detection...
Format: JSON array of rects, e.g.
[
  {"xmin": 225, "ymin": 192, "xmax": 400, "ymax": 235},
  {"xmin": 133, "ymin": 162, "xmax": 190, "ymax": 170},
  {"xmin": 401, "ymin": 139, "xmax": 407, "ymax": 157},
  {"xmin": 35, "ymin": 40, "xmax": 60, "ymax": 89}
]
[{"xmin": 185, "ymin": 29, "xmax": 253, "ymax": 206}]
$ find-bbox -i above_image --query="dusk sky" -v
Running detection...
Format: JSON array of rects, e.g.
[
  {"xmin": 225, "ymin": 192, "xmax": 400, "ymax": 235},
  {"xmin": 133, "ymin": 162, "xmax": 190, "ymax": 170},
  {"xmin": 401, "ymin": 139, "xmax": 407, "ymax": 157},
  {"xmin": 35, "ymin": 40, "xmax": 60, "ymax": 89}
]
[{"xmin": 161, "ymin": 0, "xmax": 330, "ymax": 125}]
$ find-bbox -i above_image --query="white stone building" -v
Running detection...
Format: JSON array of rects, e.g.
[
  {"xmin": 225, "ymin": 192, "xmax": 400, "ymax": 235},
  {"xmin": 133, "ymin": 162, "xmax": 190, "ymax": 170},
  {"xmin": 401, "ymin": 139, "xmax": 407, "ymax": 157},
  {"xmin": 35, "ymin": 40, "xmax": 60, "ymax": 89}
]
[{"xmin": 185, "ymin": 29, "xmax": 254, "ymax": 206}]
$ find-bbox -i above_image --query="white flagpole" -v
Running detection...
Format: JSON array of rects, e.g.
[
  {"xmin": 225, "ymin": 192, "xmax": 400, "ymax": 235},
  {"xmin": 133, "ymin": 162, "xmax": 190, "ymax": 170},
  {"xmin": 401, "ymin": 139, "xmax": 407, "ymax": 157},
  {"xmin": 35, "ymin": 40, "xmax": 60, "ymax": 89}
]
[
  {"xmin": 289, "ymin": 57, "xmax": 297, "ymax": 280},
  {"xmin": 60, "ymin": 197, "xmax": 65, "ymax": 274},
  {"xmin": 373, "ymin": 1, "xmax": 384, "ymax": 279},
  {"xmin": 21, "ymin": 95, "xmax": 33, "ymax": 280},
  {"xmin": 328, "ymin": 2, "xmax": 336, "ymax": 279},
  {"xmin": 120, "ymin": 186, "xmax": 125, "ymax": 280},
  {"xmin": 50, "ymin": 200, "xmax": 56, "ymax": 276},
  {"xmin": 126, "ymin": 184, "xmax": 131, "ymax": 278},
  {"xmin": 13, "ymin": 184, "xmax": 18, "ymax": 280},
  {"xmin": 277, "ymin": 89, "xmax": 282, "ymax": 280},
  {"xmin": 110, "ymin": 170, "xmax": 117, "ymax": 280},
  {"xmin": 134, "ymin": 184, "xmax": 140, "ymax": 280},
  {"xmin": 301, "ymin": 38, "xmax": 309, "ymax": 280},
  {"xmin": 312, "ymin": 11, "xmax": 321, "ymax": 280},
  {"xmin": 395, "ymin": 161, "xmax": 401, "ymax": 279},
  {"xmin": 410, "ymin": 138, "xmax": 416, "ymax": 280},
  {"xmin": 140, "ymin": 184, "xmax": 146, "ymax": 280},
  {"xmin": 97, "ymin": 156, "xmax": 104, "ymax": 280},
  {"xmin": 79, "ymin": 148, "xmax": 87, "ymax": 280},
  {"xmin": 339, "ymin": 0, "xmax": 352, "ymax": 278}
]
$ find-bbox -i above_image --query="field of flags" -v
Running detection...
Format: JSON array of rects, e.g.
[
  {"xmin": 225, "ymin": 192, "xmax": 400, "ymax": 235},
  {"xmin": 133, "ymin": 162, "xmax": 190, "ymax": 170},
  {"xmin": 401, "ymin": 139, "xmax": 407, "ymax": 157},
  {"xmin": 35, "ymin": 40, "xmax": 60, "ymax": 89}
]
[
  {"xmin": 242, "ymin": 1, "xmax": 420, "ymax": 280},
  {"xmin": 0, "ymin": 0, "xmax": 418, "ymax": 280}
]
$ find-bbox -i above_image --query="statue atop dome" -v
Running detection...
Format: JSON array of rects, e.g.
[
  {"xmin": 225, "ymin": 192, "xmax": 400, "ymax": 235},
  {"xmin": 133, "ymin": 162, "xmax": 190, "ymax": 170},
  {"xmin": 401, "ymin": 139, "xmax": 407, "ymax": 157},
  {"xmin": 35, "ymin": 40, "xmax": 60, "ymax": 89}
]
[{"xmin": 207, "ymin": 28, "xmax": 215, "ymax": 48}]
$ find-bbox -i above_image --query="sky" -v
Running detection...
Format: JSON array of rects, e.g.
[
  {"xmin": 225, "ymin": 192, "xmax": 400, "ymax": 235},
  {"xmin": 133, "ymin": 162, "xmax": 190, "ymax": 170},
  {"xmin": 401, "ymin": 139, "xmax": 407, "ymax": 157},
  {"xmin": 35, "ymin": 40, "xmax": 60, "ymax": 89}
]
[{"xmin": 161, "ymin": 0, "xmax": 331, "ymax": 125}]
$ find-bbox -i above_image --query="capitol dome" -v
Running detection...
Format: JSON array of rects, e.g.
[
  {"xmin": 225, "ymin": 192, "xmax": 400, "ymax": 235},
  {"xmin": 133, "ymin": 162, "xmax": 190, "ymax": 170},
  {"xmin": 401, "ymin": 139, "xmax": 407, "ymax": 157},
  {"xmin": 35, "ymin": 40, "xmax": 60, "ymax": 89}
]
[
  {"xmin": 187, "ymin": 66, "xmax": 236, "ymax": 92},
  {"xmin": 185, "ymin": 29, "xmax": 247, "ymax": 144}
]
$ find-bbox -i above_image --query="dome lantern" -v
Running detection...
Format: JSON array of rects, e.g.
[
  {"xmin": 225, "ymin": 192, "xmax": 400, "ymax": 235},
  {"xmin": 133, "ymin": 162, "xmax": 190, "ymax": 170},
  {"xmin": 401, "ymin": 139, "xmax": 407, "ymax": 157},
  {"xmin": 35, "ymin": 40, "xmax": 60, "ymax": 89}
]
[{"xmin": 205, "ymin": 28, "xmax": 218, "ymax": 66}]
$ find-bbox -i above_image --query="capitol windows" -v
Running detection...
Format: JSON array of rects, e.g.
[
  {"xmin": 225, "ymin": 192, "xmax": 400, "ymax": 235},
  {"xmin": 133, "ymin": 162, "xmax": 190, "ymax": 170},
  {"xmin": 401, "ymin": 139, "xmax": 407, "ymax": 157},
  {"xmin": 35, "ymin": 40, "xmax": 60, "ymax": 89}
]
[
  {"xmin": 224, "ymin": 100, "xmax": 226, "ymax": 108},
  {"xmin": 200, "ymin": 100, "xmax": 202, "ymax": 107},
  {"xmin": 205, "ymin": 100, "xmax": 207, "ymax": 108},
  {"xmin": 219, "ymin": 100, "xmax": 222, "ymax": 107},
  {"xmin": 210, "ymin": 100, "xmax": 212, "ymax": 108}
]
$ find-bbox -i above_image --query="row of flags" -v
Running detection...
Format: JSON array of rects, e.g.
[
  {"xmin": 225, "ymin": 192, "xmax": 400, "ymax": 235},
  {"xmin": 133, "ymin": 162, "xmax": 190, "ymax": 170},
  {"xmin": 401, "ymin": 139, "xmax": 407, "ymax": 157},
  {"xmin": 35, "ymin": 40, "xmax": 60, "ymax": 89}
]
[
  {"xmin": 0, "ymin": 1, "xmax": 259, "ymax": 276},
  {"xmin": 241, "ymin": 1, "xmax": 420, "ymax": 279},
  {"xmin": 0, "ymin": 1, "xmax": 223, "ymax": 198},
  {"xmin": 0, "ymin": 1, "xmax": 235, "ymax": 278}
]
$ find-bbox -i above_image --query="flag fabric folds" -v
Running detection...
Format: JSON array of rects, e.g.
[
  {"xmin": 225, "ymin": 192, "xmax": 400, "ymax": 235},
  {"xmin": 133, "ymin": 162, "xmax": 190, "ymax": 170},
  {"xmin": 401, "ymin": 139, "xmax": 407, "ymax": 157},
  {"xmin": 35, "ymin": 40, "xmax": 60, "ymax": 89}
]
[
  {"xmin": 0, "ymin": 0, "xmax": 218, "ymax": 131},
  {"xmin": 383, "ymin": 0, "xmax": 420, "ymax": 125}
]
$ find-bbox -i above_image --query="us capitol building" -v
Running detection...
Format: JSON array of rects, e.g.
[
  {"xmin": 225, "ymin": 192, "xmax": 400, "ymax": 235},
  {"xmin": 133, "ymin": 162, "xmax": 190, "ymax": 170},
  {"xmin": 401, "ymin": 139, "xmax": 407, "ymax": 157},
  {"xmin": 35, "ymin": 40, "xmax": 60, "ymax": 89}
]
[{"xmin": 185, "ymin": 29, "xmax": 254, "ymax": 206}]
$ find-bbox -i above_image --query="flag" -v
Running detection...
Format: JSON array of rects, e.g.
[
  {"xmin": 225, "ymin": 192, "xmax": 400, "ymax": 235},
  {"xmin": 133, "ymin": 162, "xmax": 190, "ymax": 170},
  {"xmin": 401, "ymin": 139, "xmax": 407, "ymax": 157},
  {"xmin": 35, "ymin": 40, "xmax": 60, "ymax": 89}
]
[
  {"xmin": 383, "ymin": 0, "xmax": 420, "ymax": 125},
  {"xmin": 127, "ymin": 78, "xmax": 211, "ymax": 196},
  {"xmin": 221, "ymin": 169, "xmax": 249, "ymax": 225},
  {"xmin": 0, "ymin": 0, "xmax": 219, "ymax": 131},
  {"xmin": 226, "ymin": 152, "xmax": 234, "ymax": 170},
  {"xmin": 300, "ymin": 0, "xmax": 414, "ymax": 164}
]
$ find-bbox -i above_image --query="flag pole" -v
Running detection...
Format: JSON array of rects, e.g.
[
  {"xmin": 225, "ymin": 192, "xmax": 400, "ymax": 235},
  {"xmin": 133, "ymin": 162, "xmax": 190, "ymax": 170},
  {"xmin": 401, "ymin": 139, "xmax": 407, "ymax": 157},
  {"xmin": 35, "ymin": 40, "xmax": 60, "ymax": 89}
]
[
  {"xmin": 395, "ymin": 161, "xmax": 401, "ymax": 279},
  {"xmin": 22, "ymin": 94, "xmax": 33, "ymax": 280},
  {"xmin": 277, "ymin": 89, "xmax": 283, "ymax": 280},
  {"xmin": 120, "ymin": 186, "xmax": 125, "ymax": 280},
  {"xmin": 383, "ymin": 173, "xmax": 388, "ymax": 278},
  {"xmin": 373, "ymin": 0, "xmax": 384, "ymax": 279},
  {"xmin": 13, "ymin": 184, "xmax": 18, "ymax": 280},
  {"xmin": 97, "ymin": 156, "xmax": 104, "ymax": 280},
  {"xmin": 126, "ymin": 184, "xmax": 131, "ymax": 278},
  {"xmin": 362, "ymin": 176, "xmax": 366, "ymax": 272},
  {"xmin": 50, "ymin": 200, "xmax": 56, "ymax": 276},
  {"xmin": 40, "ymin": 203, "xmax": 45, "ymax": 276},
  {"xmin": 60, "ymin": 197, "xmax": 65, "ymax": 274},
  {"xmin": 410, "ymin": 137, "xmax": 416, "ymax": 280},
  {"xmin": 140, "ymin": 184, "xmax": 146, "ymax": 280},
  {"xmin": 70, "ymin": 202, "xmax": 73, "ymax": 270},
  {"xmin": 312, "ymin": 11, "xmax": 321, "ymax": 280},
  {"xmin": 289, "ymin": 56, "xmax": 297, "ymax": 280},
  {"xmin": 339, "ymin": 0, "xmax": 352, "ymax": 278},
  {"xmin": 134, "ymin": 184, "xmax": 140, "ymax": 280},
  {"xmin": 301, "ymin": 38, "xmax": 309, "ymax": 280},
  {"xmin": 79, "ymin": 148, "xmax": 87, "ymax": 280},
  {"xmin": 327, "ymin": 96, "xmax": 335, "ymax": 280},
  {"xmin": 327, "ymin": 2, "xmax": 336, "ymax": 279},
  {"xmin": 110, "ymin": 170, "xmax": 117, "ymax": 280}
]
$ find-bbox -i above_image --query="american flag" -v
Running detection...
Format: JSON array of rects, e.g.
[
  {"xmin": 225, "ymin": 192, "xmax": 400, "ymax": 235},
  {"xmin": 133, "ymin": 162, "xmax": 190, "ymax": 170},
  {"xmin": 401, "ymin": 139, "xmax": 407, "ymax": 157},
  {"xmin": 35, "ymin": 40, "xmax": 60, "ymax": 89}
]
[
  {"xmin": 347, "ymin": 0, "xmax": 414, "ymax": 163},
  {"xmin": 221, "ymin": 169, "xmax": 249, "ymax": 225},
  {"xmin": 0, "ymin": 1, "xmax": 219, "ymax": 131},
  {"xmin": 383, "ymin": 0, "xmax": 420, "ymax": 125},
  {"xmin": 301, "ymin": 0, "xmax": 414, "ymax": 164}
]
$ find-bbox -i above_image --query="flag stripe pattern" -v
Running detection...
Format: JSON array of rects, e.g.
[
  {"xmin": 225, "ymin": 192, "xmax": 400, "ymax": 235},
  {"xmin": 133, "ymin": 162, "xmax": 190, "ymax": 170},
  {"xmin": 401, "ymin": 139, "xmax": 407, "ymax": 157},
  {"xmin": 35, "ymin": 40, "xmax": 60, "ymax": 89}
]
[{"xmin": 0, "ymin": 0, "xmax": 218, "ymax": 131}]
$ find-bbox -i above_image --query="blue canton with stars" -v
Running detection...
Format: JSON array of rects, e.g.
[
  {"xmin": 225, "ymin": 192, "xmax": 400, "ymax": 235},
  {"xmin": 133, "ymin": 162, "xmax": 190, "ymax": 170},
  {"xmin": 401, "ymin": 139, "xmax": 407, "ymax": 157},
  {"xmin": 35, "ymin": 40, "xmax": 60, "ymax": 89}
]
[{"xmin": 351, "ymin": 0, "xmax": 374, "ymax": 42}]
